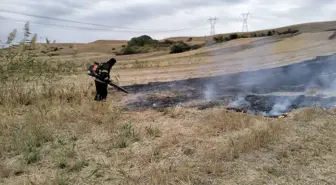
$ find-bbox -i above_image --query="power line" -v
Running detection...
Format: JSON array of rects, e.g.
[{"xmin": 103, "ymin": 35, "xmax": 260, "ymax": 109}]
[
  {"xmin": 0, "ymin": 9, "xmax": 205, "ymax": 32},
  {"xmin": 208, "ymin": 17, "xmax": 218, "ymax": 35},
  {"xmin": 0, "ymin": 16, "xmax": 208, "ymax": 33},
  {"xmin": 240, "ymin": 12, "xmax": 252, "ymax": 32}
]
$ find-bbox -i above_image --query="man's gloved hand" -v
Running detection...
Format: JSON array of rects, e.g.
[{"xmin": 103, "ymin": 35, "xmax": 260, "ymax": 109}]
[{"xmin": 104, "ymin": 77, "xmax": 110, "ymax": 82}]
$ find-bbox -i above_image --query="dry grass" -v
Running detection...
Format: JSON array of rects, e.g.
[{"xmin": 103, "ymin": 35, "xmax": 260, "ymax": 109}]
[
  {"xmin": 2, "ymin": 21, "xmax": 336, "ymax": 184},
  {"xmin": 1, "ymin": 77, "xmax": 336, "ymax": 185},
  {"xmin": 0, "ymin": 87, "xmax": 288, "ymax": 185}
]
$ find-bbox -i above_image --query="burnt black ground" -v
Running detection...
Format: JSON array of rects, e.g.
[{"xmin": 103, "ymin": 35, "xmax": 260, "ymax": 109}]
[{"xmin": 121, "ymin": 53, "xmax": 336, "ymax": 115}]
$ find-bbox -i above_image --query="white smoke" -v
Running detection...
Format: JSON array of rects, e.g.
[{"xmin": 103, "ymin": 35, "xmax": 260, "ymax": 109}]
[
  {"xmin": 204, "ymin": 83, "xmax": 215, "ymax": 101},
  {"xmin": 268, "ymin": 97, "xmax": 293, "ymax": 116},
  {"xmin": 201, "ymin": 33, "xmax": 336, "ymax": 115},
  {"xmin": 228, "ymin": 96, "xmax": 250, "ymax": 108}
]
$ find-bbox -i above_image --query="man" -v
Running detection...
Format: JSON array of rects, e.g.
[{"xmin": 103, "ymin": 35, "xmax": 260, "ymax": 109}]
[{"xmin": 93, "ymin": 58, "xmax": 117, "ymax": 101}]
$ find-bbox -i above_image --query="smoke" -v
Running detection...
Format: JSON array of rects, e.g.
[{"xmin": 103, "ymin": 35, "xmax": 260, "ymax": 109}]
[
  {"xmin": 202, "ymin": 33, "xmax": 336, "ymax": 115},
  {"xmin": 204, "ymin": 83, "xmax": 215, "ymax": 101},
  {"xmin": 228, "ymin": 96, "xmax": 250, "ymax": 108},
  {"xmin": 268, "ymin": 96, "xmax": 296, "ymax": 116}
]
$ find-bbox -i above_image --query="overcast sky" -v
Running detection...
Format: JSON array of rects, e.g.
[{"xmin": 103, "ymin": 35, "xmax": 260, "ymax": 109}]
[{"xmin": 0, "ymin": 0, "xmax": 335, "ymax": 43}]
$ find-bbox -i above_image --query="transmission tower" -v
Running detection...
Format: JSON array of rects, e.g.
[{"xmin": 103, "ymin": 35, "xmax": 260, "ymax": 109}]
[
  {"xmin": 208, "ymin": 17, "xmax": 218, "ymax": 35},
  {"xmin": 240, "ymin": 12, "xmax": 252, "ymax": 32}
]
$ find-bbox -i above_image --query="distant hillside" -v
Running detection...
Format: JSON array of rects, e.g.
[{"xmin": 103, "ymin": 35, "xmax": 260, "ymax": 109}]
[
  {"xmin": 2, "ymin": 20, "xmax": 335, "ymax": 59},
  {"xmin": 165, "ymin": 20, "xmax": 336, "ymax": 42},
  {"xmin": 47, "ymin": 20, "xmax": 335, "ymax": 46},
  {"xmin": 84, "ymin": 20, "xmax": 335, "ymax": 46},
  {"xmin": 88, "ymin": 40, "xmax": 128, "ymax": 44}
]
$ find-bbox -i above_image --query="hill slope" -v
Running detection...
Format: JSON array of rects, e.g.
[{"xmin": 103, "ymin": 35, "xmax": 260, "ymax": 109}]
[{"xmin": 18, "ymin": 20, "xmax": 335, "ymax": 58}]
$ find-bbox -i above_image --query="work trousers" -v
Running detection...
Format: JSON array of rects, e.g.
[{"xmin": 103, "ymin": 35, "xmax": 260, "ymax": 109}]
[{"xmin": 94, "ymin": 80, "xmax": 108, "ymax": 101}]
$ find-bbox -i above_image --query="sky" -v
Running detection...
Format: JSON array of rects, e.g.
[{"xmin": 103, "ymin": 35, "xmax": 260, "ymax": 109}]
[{"xmin": 0, "ymin": 0, "xmax": 335, "ymax": 43}]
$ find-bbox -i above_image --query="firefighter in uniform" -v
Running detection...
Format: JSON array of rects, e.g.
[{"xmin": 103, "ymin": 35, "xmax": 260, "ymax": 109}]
[{"xmin": 93, "ymin": 58, "xmax": 117, "ymax": 101}]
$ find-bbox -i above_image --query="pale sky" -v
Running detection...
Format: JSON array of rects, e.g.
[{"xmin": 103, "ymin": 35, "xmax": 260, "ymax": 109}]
[{"xmin": 0, "ymin": 0, "xmax": 335, "ymax": 43}]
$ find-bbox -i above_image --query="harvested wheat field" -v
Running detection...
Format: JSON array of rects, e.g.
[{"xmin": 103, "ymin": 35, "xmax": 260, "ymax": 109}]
[{"xmin": 1, "ymin": 21, "xmax": 336, "ymax": 185}]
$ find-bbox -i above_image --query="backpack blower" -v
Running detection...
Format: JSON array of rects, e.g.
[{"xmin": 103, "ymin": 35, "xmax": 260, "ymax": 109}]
[{"xmin": 88, "ymin": 63, "xmax": 129, "ymax": 94}]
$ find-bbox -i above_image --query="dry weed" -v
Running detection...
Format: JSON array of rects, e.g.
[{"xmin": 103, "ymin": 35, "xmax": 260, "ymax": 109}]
[
  {"xmin": 145, "ymin": 125, "xmax": 162, "ymax": 138},
  {"xmin": 201, "ymin": 109, "xmax": 253, "ymax": 134},
  {"xmin": 114, "ymin": 121, "xmax": 141, "ymax": 148},
  {"xmin": 233, "ymin": 119, "xmax": 285, "ymax": 153},
  {"xmin": 198, "ymin": 110, "xmax": 287, "ymax": 163},
  {"xmin": 292, "ymin": 107, "xmax": 328, "ymax": 122},
  {"xmin": 163, "ymin": 105, "xmax": 187, "ymax": 118},
  {"xmin": 0, "ymin": 162, "xmax": 12, "ymax": 179},
  {"xmin": 1, "ymin": 111, "xmax": 53, "ymax": 160}
]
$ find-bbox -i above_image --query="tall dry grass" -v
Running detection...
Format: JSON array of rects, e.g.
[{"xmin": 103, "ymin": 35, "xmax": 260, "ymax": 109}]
[{"xmin": 0, "ymin": 22, "xmax": 123, "ymax": 179}]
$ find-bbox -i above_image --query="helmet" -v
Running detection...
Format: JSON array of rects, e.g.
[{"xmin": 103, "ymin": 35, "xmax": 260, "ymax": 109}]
[{"xmin": 108, "ymin": 58, "xmax": 116, "ymax": 65}]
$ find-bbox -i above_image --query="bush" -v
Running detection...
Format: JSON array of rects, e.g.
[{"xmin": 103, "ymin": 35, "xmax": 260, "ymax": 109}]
[
  {"xmin": 260, "ymin": 33, "xmax": 266, "ymax": 37},
  {"xmin": 190, "ymin": 44, "xmax": 202, "ymax": 50},
  {"xmin": 169, "ymin": 41, "xmax": 202, "ymax": 54},
  {"xmin": 118, "ymin": 45, "xmax": 151, "ymax": 55},
  {"xmin": 267, "ymin": 31, "xmax": 273, "ymax": 36},
  {"xmin": 187, "ymin": 37, "xmax": 192, "ymax": 42},
  {"xmin": 278, "ymin": 28, "xmax": 299, "ymax": 35},
  {"xmin": 118, "ymin": 35, "xmax": 175, "ymax": 55},
  {"xmin": 128, "ymin": 35, "xmax": 156, "ymax": 47},
  {"xmin": 286, "ymin": 28, "xmax": 299, "ymax": 34},
  {"xmin": 213, "ymin": 35, "xmax": 225, "ymax": 43},
  {"xmin": 229, "ymin": 33, "xmax": 239, "ymax": 40},
  {"xmin": 170, "ymin": 42, "xmax": 190, "ymax": 54},
  {"xmin": 164, "ymin": 40, "xmax": 175, "ymax": 45}
]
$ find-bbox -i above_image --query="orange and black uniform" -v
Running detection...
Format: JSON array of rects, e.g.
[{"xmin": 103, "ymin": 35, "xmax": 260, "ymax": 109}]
[{"xmin": 94, "ymin": 58, "xmax": 117, "ymax": 101}]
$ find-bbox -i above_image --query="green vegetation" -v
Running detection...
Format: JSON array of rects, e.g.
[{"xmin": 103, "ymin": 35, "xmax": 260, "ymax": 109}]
[
  {"xmin": 117, "ymin": 35, "xmax": 165, "ymax": 55},
  {"xmin": 169, "ymin": 41, "xmax": 202, "ymax": 54},
  {"xmin": 213, "ymin": 28, "xmax": 300, "ymax": 43},
  {"xmin": 117, "ymin": 35, "xmax": 203, "ymax": 55}
]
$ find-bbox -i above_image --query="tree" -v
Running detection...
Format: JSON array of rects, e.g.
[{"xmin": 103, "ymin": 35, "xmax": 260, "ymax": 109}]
[{"xmin": 128, "ymin": 35, "xmax": 154, "ymax": 47}]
